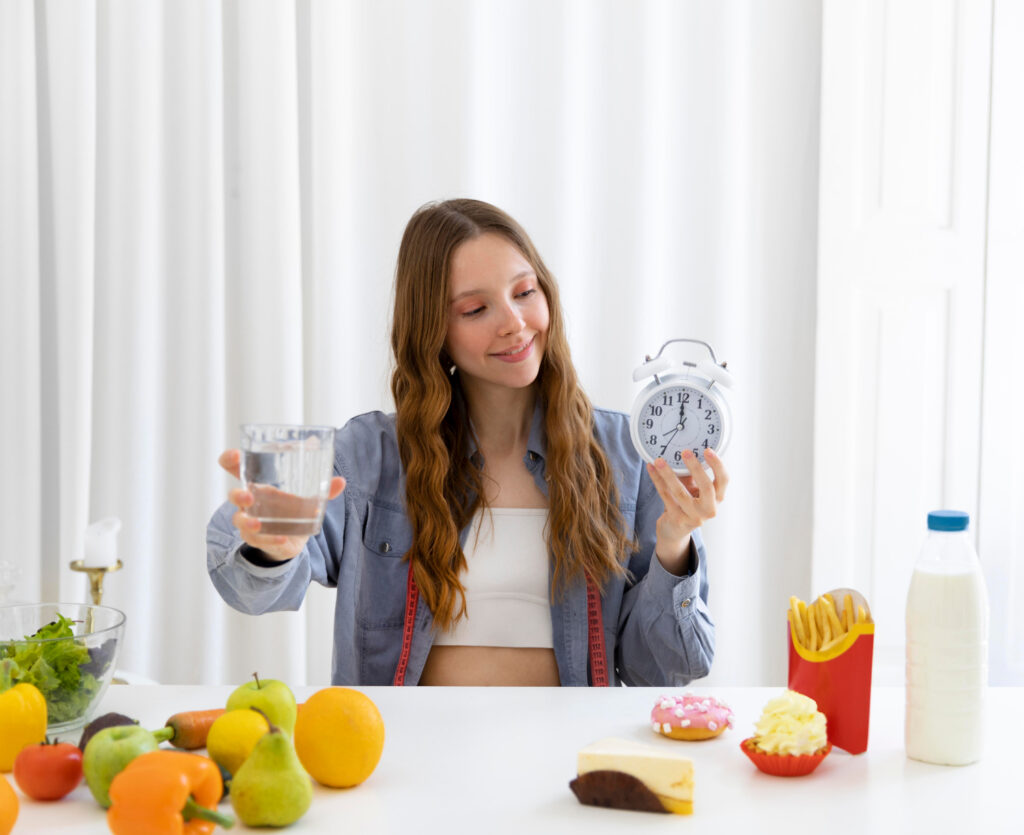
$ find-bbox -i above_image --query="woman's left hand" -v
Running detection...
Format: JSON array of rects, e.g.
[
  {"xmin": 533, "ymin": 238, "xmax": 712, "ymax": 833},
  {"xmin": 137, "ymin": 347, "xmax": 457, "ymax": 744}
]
[{"xmin": 646, "ymin": 448, "xmax": 729, "ymax": 575}]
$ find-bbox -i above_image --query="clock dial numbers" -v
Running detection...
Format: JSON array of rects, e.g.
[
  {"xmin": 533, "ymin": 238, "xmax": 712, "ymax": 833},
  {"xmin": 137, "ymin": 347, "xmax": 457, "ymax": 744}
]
[{"xmin": 642, "ymin": 385, "xmax": 721, "ymax": 468}]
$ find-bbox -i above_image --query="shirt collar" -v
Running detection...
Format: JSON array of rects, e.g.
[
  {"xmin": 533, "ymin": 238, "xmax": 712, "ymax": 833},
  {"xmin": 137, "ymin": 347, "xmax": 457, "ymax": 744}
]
[{"xmin": 526, "ymin": 399, "xmax": 547, "ymax": 460}]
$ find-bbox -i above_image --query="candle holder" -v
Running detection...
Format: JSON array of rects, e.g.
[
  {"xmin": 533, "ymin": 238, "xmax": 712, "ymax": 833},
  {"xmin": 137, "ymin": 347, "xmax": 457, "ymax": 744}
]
[{"xmin": 70, "ymin": 560, "xmax": 122, "ymax": 632}]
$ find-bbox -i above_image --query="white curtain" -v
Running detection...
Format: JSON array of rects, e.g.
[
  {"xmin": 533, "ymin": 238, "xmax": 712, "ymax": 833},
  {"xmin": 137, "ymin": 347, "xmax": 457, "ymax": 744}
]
[{"xmin": 1, "ymin": 0, "xmax": 822, "ymax": 686}]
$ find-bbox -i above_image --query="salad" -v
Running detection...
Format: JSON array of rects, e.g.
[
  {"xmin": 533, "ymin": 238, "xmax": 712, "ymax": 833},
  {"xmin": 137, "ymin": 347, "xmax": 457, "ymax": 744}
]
[{"xmin": 0, "ymin": 613, "xmax": 117, "ymax": 723}]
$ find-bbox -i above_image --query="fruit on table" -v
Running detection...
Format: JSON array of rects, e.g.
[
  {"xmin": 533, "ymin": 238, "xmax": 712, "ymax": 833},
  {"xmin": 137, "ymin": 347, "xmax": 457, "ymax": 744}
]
[
  {"xmin": 230, "ymin": 722, "xmax": 312, "ymax": 827},
  {"xmin": 206, "ymin": 708, "xmax": 270, "ymax": 775},
  {"xmin": 226, "ymin": 673, "xmax": 296, "ymax": 735},
  {"xmin": 107, "ymin": 749, "xmax": 234, "ymax": 835},
  {"xmin": 165, "ymin": 708, "xmax": 226, "ymax": 750},
  {"xmin": 13, "ymin": 739, "xmax": 83, "ymax": 800},
  {"xmin": 82, "ymin": 723, "xmax": 175, "ymax": 807},
  {"xmin": 77, "ymin": 712, "xmax": 139, "ymax": 751},
  {"xmin": 0, "ymin": 661, "xmax": 47, "ymax": 771},
  {"xmin": 294, "ymin": 687, "xmax": 385, "ymax": 787},
  {"xmin": 0, "ymin": 776, "xmax": 17, "ymax": 835}
]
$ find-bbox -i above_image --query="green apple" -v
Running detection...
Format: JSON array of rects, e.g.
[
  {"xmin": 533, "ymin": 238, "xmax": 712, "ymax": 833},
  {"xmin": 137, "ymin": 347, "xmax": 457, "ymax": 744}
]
[
  {"xmin": 227, "ymin": 673, "xmax": 297, "ymax": 735},
  {"xmin": 82, "ymin": 724, "xmax": 174, "ymax": 807}
]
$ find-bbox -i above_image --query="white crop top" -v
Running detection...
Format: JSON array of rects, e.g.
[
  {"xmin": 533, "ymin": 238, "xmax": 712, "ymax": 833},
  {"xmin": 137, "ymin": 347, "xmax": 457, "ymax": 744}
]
[{"xmin": 432, "ymin": 507, "xmax": 553, "ymax": 649}]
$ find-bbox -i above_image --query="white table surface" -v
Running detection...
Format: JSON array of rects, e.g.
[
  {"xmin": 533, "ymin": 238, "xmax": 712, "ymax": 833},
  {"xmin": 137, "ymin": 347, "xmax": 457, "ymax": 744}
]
[{"xmin": 13, "ymin": 685, "xmax": 1021, "ymax": 834}]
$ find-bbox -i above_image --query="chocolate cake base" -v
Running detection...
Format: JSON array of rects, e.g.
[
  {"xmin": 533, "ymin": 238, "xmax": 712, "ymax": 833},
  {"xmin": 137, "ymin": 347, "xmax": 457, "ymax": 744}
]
[{"xmin": 569, "ymin": 770, "xmax": 668, "ymax": 814}]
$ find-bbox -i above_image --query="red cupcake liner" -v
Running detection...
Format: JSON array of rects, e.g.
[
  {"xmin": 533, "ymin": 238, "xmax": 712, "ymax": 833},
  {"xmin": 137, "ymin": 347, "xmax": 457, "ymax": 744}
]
[{"xmin": 740, "ymin": 737, "xmax": 832, "ymax": 776}]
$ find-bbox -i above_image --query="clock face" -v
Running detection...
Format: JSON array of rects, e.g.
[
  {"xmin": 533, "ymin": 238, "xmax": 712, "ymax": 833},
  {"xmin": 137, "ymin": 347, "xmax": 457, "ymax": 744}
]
[{"xmin": 635, "ymin": 384, "xmax": 723, "ymax": 470}]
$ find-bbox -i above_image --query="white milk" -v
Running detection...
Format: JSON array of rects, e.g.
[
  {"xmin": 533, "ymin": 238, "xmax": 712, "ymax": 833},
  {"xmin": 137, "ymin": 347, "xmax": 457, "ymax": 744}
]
[{"xmin": 905, "ymin": 519, "xmax": 989, "ymax": 766}]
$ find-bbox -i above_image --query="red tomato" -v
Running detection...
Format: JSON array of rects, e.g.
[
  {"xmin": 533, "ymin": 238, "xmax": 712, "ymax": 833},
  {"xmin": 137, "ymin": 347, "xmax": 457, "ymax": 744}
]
[{"xmin": 13, "ymin": 741, "xmax": 82, "ymax": 801}]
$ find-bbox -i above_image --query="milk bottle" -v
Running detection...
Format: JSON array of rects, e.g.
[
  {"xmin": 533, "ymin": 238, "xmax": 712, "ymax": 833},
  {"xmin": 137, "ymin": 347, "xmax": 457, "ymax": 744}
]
[{"xmin": 905, "ymin": 510, "xmax": 989, "ymax": 765}]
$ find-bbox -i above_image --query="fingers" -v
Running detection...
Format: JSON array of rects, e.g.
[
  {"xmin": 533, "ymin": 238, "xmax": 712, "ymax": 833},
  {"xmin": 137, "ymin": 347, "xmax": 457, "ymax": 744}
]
[
  {"xmin": 219, "ymin": 449, "xmax": 241, "ymax": 479},
  {"xmin": 231, "ymin": 508, "xmax": 289, "ymax": 549},
  {"xmin": 701, "ymin": 449, "xmax": 729, "ymax": 502},
  {"xmin": 647, "ymin": 448, "xmax": 724, "ymax": 523},
  {"xmin": 228, "ymin": 487, "xmax": 253, "ymax": 509},
  {"xmin": 683, "ymin": 451, "xmax": 718, "ymax": 517},
  {"xmin": 647, "ymin": 457, "xmax": 700, "ymax": 521},
  {"xmin": 328, "ymin": 476, "xmax": 346, "ymax": 500}
]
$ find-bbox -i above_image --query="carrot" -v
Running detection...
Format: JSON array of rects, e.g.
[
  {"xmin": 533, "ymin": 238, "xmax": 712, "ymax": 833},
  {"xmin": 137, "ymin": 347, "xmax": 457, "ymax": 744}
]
[{"xmin": 164, "ymin": 709, "xmax": 226, "ymax": 750}]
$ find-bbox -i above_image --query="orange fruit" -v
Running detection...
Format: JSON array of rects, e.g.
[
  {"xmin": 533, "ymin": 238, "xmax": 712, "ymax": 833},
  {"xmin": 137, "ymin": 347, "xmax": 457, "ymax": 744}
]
[
  {"xmin": 293, "ymin": 687, "xmax": 385, "ymax": 788},
  {"xmin": 1, "ymin": 775, "xmax": 18, "ymax": 835}
]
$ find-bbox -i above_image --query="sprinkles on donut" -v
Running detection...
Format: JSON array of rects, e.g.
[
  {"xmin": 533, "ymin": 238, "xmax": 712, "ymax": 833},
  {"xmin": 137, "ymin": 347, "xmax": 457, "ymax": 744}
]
[{"xmin": 651, "ymin": 693, "xmax": 734, "ymax": 741}]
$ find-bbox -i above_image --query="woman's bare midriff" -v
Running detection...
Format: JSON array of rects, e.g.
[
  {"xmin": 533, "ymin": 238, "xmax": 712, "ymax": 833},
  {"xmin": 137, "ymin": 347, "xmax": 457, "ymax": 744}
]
[{"xmin": 419, "ymin": 645, "xmax": 561, "ymax": 686}]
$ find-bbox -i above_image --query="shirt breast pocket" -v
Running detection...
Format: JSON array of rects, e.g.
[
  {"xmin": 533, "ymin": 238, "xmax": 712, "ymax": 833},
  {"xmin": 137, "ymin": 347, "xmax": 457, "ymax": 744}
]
[
  {"xmin": 358, "ymin": 501, "xmax": 413, "ymax": 629},
  {"xmin": 357, "ymin": 501, "xmax": 414, "ymax": 683}
]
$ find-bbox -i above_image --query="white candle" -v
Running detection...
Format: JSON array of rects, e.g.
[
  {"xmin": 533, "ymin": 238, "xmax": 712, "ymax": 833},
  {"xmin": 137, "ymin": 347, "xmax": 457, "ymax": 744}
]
[{"xmin": 83, "ymin": 517, "xmax": 121, "ymax": 568}]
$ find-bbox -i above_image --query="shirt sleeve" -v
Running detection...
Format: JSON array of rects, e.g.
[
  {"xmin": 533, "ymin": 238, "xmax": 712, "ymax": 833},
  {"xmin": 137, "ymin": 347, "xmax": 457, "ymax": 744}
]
[
  {"xmin": 205, "ymin": 437, "xmax": 352, "ymax": 616},
  {"xmin": 613, "ymin": 465, "xmax": 715, "ymax": 686}
]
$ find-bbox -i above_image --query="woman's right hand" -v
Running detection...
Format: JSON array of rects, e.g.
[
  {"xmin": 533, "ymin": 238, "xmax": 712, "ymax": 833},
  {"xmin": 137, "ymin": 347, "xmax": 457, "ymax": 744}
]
[{"xmin": 218, "ymin": 449, "xmax": 347, "ymax": 562}]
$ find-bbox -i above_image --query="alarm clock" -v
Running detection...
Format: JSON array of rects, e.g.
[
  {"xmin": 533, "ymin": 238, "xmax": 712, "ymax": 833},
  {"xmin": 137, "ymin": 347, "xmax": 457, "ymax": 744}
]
[{"xmin": 629, "ymin": 338, "xmax": 734, "ymax": 476}]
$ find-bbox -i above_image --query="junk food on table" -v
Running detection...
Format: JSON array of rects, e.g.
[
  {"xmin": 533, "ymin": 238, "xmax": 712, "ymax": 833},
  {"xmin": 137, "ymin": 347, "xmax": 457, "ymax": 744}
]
[
  {"xmin": 570, "ymin": 738, "xmax": 694, "ymax": 815},
  {"xmin": 788, "ymin": 592, "xmax": 872, "ymax": 654},
  {"xmin": 650, "ymin": 693, "xmax": 733, "ymax": 740},
  {"xmin": 740, "ymin": 690, "xmax": 831, "ymax": 777}
]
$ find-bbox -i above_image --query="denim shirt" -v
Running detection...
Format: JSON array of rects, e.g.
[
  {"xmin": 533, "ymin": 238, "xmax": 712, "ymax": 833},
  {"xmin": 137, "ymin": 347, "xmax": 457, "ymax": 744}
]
[{"xmin": 207, "ymin": 406, "xmax": 715, "ymax": 686}]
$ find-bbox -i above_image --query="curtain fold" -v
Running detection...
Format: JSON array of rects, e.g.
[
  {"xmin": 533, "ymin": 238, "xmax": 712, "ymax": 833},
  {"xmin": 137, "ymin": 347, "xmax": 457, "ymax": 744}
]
[
  {"xmin": 0, "ymin": 0, "xmax": 42, "ymax": 602},
  {"xmin": 2, "ymin": 0, "xmax": 822, "ymax": 686}
]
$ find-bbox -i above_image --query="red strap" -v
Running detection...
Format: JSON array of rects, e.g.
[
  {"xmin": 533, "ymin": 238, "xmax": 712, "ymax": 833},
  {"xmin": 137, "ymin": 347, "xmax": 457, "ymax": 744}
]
[
  {"xmin": 393, "ymin": 560, "xmax": 419, "ymax": 686},
  {"xmin": 586, "ymin": 578, "xmax": 609, "ymax": 686},
  {"xmin": 395, "ymin": 562, "xmax": 610, "ymax": 687}
]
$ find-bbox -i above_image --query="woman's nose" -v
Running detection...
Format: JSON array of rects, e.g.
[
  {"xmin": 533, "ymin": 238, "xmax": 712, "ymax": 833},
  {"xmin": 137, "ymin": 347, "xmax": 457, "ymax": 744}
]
[{"xmin": 498, "ymin": 302, "xmax": 525, "ymax": 335}]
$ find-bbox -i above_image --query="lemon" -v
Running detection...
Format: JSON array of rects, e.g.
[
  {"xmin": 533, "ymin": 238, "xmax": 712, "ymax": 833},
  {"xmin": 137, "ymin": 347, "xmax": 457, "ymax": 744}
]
[
  {"xmin": 206, "ymin": 708, "xmax": 271, "ymax": 775},
  {"xmin": 294, "ymin": 687, "xmax": 385, "ymax": 787}
]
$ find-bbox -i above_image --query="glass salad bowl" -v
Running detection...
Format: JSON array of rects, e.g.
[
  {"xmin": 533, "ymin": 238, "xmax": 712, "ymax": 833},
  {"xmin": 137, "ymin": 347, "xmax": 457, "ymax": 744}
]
[{"xmin": 0, "ymin": 603, "xmax": 126, "ymax": 735}]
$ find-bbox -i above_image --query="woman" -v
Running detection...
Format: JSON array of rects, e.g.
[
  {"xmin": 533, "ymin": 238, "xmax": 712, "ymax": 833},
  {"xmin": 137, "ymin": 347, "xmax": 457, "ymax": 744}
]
[{"xmin": 207, "ymin": 198, "xmax": 727, "ymax": 686}]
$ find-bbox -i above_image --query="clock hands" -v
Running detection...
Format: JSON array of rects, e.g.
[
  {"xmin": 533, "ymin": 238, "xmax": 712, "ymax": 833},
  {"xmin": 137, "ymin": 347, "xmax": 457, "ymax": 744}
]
[
  {"xmin": 657, "ymin": 394, "xmax": 688, "ymax": 456},
  {"xmin": 659, "ymin": 427, "xmax": 680, "ymax": 456}
]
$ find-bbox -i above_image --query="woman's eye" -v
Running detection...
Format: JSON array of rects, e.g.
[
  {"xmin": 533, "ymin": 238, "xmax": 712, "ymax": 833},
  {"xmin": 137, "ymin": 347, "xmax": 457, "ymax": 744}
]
[
  {"xmin": 516, "ymin": 288, "xmax": 536, "ymax": 299},
  {"xmin": 462, "ymin": 306, "xmax": 485, "ymax": 317}
]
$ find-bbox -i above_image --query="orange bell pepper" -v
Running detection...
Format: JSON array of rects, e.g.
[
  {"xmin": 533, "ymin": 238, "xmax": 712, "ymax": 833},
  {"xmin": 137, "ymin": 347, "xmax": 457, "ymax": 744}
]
[{"xmin": 107, "ymin": 750, "xmax": 234, "ymax": 834}]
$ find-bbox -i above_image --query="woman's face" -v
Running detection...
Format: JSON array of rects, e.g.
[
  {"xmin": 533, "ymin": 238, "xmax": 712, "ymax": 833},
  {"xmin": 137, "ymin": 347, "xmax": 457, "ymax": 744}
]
[{"xmin": 444, "ymin": 232, "xmax": 549, "ymax": 394}]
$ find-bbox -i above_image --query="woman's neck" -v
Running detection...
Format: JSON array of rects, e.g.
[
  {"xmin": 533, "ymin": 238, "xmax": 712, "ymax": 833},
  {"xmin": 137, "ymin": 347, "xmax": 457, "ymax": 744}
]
[{"xmin": 463, "ymin": 382, "xmax": 537, "ymax": 459}]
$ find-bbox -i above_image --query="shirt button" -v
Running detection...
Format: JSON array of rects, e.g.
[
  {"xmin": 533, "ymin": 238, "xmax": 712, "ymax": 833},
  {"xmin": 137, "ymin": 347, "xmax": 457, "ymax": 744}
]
[
  {"xmin": 680, "ymin": 598, "xmax": 691, "ymax": 608},
  {"xmin": 380, "ymin": 542, "xmax": 392, "ymax": 553}
]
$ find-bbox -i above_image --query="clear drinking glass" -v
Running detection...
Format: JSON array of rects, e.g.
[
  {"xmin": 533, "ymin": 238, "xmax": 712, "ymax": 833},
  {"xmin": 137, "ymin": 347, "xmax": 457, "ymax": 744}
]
[{"xmin": 240, "ymin": 424, "xmax": 336, "ymax": 536}]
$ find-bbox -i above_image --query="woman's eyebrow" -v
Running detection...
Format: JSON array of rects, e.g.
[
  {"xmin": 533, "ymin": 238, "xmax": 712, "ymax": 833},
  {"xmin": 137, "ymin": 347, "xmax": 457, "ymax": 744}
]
[{"xmin": 450, "ymin": 270, "xmax": 535, "ymax": 303}]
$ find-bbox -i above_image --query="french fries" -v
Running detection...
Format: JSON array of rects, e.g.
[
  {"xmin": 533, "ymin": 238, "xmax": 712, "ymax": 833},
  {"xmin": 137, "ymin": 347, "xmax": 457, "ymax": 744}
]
[{"xmin": 788, "ymin": 590, "xmax": 872, "ymax": 653}]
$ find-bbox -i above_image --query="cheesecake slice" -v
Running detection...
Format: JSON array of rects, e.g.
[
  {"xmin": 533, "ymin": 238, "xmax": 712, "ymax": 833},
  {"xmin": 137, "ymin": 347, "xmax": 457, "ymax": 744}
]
[{"xmin": 571, "ymin": 737, "xmax": 694, "ymax": 815}]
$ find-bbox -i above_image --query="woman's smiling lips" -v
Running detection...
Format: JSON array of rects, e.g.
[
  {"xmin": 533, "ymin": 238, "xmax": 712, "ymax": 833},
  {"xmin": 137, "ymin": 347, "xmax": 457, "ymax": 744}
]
[{"xmin": 490, "ymin": 336, "xmax": 535, "ymax": 363}]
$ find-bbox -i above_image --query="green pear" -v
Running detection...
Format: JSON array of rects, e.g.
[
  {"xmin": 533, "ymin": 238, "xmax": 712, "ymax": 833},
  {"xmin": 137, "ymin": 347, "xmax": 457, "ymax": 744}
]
[
  {"xmin": 230, "ymin": 724, "xmax": 313, "ymax": 827},
  {"xmin": 226, "ymin": 672, "xmax": 297, "ymax": 735}
]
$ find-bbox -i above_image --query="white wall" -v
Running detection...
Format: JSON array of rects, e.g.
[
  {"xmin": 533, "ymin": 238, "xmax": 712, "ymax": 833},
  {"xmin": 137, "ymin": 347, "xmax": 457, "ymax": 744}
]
[
  {"xmin": 2, "ymin": 0, "xmax": 823, "ymax": 686},
  {"xmin": 816, "ymin": 0, "xmax": 1022, "ymax": 685}
]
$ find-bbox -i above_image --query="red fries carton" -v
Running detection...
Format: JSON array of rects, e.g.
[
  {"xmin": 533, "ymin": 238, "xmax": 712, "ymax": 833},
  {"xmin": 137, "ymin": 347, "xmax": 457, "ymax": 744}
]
[{"xmin": 786, "ymin": 588, "xmax": 874, "ymax": 755}]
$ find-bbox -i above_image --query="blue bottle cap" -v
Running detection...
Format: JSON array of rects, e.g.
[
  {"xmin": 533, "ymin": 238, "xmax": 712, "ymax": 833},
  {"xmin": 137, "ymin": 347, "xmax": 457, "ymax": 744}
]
[{"xmin": 927, "ymin": 510, "xmax": 969, "ymax": 531}]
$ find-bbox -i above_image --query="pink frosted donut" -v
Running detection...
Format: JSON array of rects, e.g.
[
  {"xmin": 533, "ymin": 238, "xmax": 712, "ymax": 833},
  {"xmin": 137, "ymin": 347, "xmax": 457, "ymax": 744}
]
[{"xmin": 651, "ymin": 693, "xmax": 734, "ymax": 740}]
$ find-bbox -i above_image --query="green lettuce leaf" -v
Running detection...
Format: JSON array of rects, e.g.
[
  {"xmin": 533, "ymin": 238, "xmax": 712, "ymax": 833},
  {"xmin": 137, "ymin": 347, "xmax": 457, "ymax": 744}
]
[{"xmin": 0, "ymin": 612, "xmax": 110, "ymax": 722}]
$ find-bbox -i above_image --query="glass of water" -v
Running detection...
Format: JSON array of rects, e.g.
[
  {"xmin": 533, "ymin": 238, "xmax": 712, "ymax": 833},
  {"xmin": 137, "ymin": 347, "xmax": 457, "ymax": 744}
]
[{"xmin": 239, "ymin": 424, "xmax": 336, "ymax": 536}]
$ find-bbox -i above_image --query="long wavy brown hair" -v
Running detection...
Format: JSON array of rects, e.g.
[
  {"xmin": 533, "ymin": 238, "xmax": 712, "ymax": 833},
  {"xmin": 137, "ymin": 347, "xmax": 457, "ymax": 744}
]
[{"xmin": 390, "ymin": 198, "xmax": 633, "ymax": 630}]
